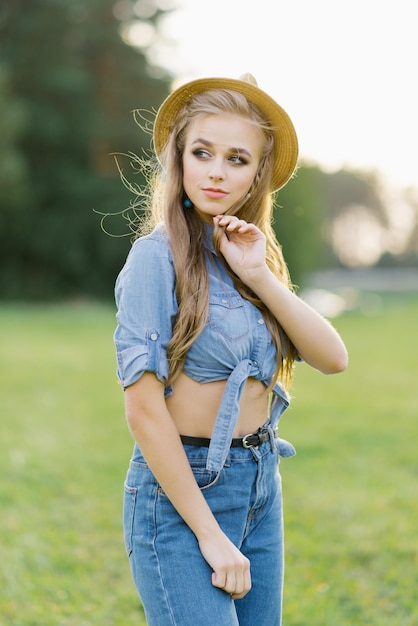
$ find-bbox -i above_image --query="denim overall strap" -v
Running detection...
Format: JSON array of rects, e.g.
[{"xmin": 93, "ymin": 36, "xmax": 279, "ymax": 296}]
[
  {"xmin": 206, "ymin": 369, "xmax": 296, "ymax": 471},
  {"xmin": 269, "ymin": 382, "xmax": 290, "ymax": 428},
  {"xmin": 206, "ymin": 359, "xmax": 256, "ymax": 471}
]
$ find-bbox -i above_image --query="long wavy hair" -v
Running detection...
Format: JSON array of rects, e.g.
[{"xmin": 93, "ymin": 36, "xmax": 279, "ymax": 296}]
[{"xmin": 141, "ymin": 88, "xmax": 297, "ymax": 389}]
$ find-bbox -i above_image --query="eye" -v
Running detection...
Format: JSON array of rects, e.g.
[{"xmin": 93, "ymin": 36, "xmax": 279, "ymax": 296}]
[
  {"xmin": 192, "ymin": 148, "xmax": 211, "ymax": 159},
  {"xmin": 228, "ymin": 153, "xmax": 249, "ymax": 166}
]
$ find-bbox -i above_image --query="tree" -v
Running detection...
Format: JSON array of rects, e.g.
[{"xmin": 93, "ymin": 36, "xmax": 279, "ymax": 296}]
[
  {"xmin": 273, "ymin": 163, "xmax": 327, "ymax": 287},
  {"xmin": 0, "ymin": 0, "xmax": 173, "ymax": 299}
]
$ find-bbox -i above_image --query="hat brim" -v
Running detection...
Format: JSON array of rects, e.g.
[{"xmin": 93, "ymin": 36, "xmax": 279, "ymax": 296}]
[{"xmin": 153, "ymin": 76, "xmax": 298, "ymax": 192}]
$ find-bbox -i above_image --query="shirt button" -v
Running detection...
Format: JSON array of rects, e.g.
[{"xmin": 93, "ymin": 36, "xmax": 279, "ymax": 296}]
[
  {"xmin": 257, "ymin": 318, "xmax": 265, "ymax": 325},
  {"xmin": 150, "ymin": 332, "xmax": 158, "ymax": 341},
  {"xmin": 221, "ymin": 298, "xmax": 228, "ymax": 304}
]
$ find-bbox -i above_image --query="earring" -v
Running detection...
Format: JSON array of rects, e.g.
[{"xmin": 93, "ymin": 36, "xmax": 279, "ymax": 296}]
[{"xmin": 183, "ymin": 197, "xmax": 192, "ymax": 209}]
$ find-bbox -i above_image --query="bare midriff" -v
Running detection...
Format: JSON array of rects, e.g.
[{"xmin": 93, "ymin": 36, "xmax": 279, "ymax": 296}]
[{"xmin": 166, "ymin": 372, "xmax": 269, "ymax": 439}]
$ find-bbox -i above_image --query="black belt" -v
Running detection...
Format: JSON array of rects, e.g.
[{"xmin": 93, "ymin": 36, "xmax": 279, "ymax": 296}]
[{"xmin": 180, "ymin": 426, "xmax": 273, "ymax": 449}]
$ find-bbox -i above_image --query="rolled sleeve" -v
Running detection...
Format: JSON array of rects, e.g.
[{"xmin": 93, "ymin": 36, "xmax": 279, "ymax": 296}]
[{"xmin": 114, "ymin": 230, "xmax": 177, "ymax": 390}]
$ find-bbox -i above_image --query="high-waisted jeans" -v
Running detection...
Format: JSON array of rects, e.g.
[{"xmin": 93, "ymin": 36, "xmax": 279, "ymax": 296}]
[{"xmin": 123, "ymin": 428, "xmax": 286, "ymax": 626}]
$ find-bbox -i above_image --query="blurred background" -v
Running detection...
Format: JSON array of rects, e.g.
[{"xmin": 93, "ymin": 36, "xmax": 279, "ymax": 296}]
[{"xmin": 1, "ymin": 0, "xmax": 417, "ymax": 302}]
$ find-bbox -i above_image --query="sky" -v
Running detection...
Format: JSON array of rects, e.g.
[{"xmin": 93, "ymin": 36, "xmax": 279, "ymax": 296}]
[{"xmin": 149, "ymin": 0, "xmax": 417, "ymax": 190}]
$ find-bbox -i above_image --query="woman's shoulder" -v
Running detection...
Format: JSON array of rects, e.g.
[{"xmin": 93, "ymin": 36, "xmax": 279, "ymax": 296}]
[
  {"xmin": 116, "ymin": 223, "xmax": 175, "ymax": 291},
  {"xmin": 130, "ymin": 224, "xmax": 172, "ymax": 260}
]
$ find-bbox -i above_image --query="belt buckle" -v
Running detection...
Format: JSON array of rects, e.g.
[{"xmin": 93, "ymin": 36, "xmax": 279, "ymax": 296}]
[{"xmin": 242, "ymin": 432, "xmax": 257, "ymax": 449}]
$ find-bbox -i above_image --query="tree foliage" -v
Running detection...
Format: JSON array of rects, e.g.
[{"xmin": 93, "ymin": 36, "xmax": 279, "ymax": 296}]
[
  {"xmin": 0, "ymin": 0, "xmax": 172, "ymax": 299},
  {"xmin": 273, "ymin": 164, "xmax": 326, "ymax": 287},
  {"xmin": 0, "ymin": 0, "xmax": 409, "ymax": 300}
]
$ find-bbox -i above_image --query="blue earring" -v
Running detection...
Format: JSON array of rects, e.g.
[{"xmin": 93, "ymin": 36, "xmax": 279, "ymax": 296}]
[{"xmin": 183, "ymin": 197, "xmax": 192, "ymax": 209}]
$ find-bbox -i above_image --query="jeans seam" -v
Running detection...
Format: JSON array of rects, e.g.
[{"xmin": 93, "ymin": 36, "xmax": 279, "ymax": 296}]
[{"xmin": 151, "ymin": 485, "xmax": 178, "ymax": 626}]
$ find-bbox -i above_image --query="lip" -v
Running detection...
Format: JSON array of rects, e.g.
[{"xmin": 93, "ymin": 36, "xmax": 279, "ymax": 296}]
[{"xmin": 201, "ymin": 187, "xmax": 229, "ymax": 200}]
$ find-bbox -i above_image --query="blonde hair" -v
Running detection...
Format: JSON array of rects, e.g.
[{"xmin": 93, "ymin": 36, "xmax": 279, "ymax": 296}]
[{"xmin": 142, "ymin": 88, "xmax": 297, "ymax": 389}]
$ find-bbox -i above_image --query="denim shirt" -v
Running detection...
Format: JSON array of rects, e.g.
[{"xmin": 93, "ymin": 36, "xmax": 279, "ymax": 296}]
[{"xmin": 114, "ymin": 224, "xmax": 295, "ymax": 471}]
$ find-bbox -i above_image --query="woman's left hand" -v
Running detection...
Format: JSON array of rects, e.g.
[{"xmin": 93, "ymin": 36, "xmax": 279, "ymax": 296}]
[
  {"xmin": 213, "ymin": 215, "xmax": 267, "ymax": 281},
  {"xmin": 214, "ymin": 216, "xmax": 348, "ymax": 375}
]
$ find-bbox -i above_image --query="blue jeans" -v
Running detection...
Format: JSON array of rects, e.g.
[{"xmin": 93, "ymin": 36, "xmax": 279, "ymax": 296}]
[{"xmin": 123, "ymin": 430, "xmax": 285, "ymax": 625}]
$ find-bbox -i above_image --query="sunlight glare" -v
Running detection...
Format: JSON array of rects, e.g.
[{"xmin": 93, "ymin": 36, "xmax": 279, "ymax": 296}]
[{"xmin": 121, "ymin": 20, "xmax": 155, "ymax": 48}]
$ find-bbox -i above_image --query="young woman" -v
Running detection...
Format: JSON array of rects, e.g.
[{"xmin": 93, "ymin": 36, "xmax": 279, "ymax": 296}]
[{"xmin": 114, "ymin": 74, "xmax": 348, "ymax": 625}]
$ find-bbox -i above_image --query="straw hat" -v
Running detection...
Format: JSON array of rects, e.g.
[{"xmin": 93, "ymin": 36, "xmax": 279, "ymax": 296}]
[{"xmin": 153, "ymin": 73, "xmax": 298, "ymax": 192}]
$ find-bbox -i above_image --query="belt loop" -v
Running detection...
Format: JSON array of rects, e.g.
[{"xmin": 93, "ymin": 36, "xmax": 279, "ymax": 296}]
[{"xmin": 267, "ymin": 423, "xmax": 276, "ymax": 452}]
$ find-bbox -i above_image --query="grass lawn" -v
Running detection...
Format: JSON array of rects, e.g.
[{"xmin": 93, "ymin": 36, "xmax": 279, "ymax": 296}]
[
  {"xmin": 281, "ymin": 293, "xmax": 418, "ymax": 625},
  {"xmin": 0, "ymin": 295, "xmax": 417, "ymax": 625}
]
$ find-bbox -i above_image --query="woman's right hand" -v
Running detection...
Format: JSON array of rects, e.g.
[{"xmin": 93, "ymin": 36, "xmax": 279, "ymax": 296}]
[
  {"xmin": 198, "ymin": 529, "xmax": 251, "ymax": 600},
  {"xmin": 125, "ymin": 374, "xmax": 252, "ymax": 600}
]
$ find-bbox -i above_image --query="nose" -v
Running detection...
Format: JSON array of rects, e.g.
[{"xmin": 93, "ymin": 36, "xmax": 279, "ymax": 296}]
[{"xmin": 208, "ymin": 157, "xmax": 225, "ymax": 182}]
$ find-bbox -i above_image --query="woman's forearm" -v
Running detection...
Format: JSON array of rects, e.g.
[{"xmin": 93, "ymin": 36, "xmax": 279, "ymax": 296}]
[
  {"xmin": 243, "ymin": 266, "xmax": 348, "ymax": 374},
  {"xmin": 214, "ymin": 215, "xmax": 347, "ymax": 374},
  {"xmin": 125, "ymin": 375, "xmax": 220, "ymax": 540},
  {"xmin": 124, "ymin": 372, "xmax": 251, "ymax": 597}
]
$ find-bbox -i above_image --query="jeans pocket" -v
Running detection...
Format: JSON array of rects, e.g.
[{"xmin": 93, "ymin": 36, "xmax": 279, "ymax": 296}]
[
  {"xmin": 186, "ymin": 449, "xmax": 222, "ymax": 491},
  {"xmin": 190, "ymin": 465, "xmax": 221, "ymax": 491},
  {"xmin": 156, "ymin": 460, "xmax": 221, "ymax": 499},
  {"xmin": 123, "ymin": 482, "xmax": 137, "ymax": 557}
]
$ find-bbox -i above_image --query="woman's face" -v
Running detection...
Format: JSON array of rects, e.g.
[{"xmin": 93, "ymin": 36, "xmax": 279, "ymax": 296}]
[{"xmin": 182, "ymin": 112, "xmax": 263, "ymax": 223}]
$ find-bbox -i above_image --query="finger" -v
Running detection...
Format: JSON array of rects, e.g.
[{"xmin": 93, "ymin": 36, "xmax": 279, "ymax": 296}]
[
  {"xmin": 216, "ymin": 215, "xmax": 241, "ymax": 228},
  {"xmin": 224, "ymin": 220, "xmax": 251, "ymax": 234},
  {"xmin": 216, "ymin": 214, "xmax": 238, "ymax": 220},
  {"xmin": 211, "ymin": 571, "xmax": 226, "ymax": 590},
  {"xmin": 212, "ymin": 570, "xmax": 237, "ymax": 595},
  {"xmin": 226, "ymin": 220, "xmax": 247, "ymax": 232},
  {"xmin": 224, "ymin": 219, "xmax": 255, "ymax": 234},
  {"xmin": 214, "ymin": 565, "xmax": 251, "ymax": 599},
  {"xmin": 231, "ymin": 565, "xmax": 252, "ymax": 599},
  {"xmin": 223, "ymin": 571, "xmax": 238, "ymax": 595}
]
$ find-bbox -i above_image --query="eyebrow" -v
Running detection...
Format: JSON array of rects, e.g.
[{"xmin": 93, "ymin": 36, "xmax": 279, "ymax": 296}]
[{"xmin": 191, "ymin": 138, "xmax": 252, "ymax": 158}]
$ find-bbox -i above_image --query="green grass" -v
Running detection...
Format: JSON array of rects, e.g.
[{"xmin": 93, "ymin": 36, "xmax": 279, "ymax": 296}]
[
  {"xmin": 0, "ymin": 304, "xmax": 145, "ymax": 626},
  {"xmin": 281, "ymin": 294, "xmax": 418, "ymax": 625},
  {"xmin": 0, "ymin": 296, "xmax": 417, "ymax": 625}
]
